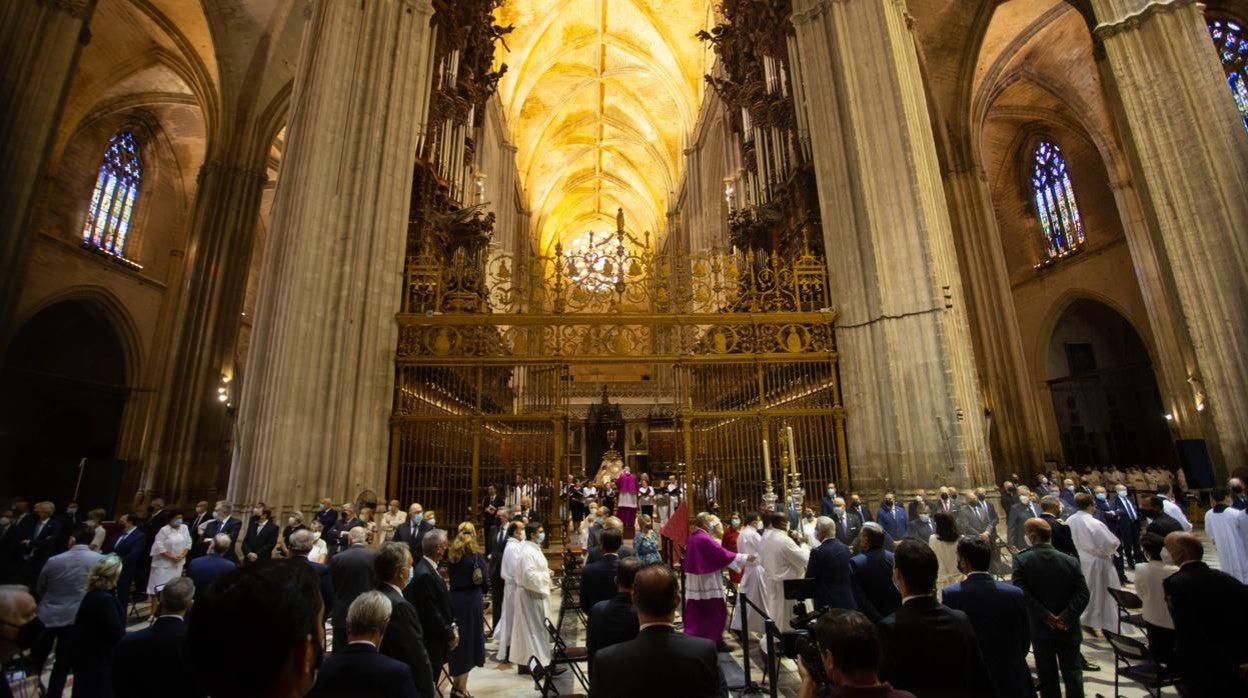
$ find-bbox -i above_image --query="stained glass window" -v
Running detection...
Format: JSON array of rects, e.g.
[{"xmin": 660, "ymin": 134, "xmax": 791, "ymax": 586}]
[
  {"xmin": 1209, "ymin": 19, "xmax": 1248, "ymax": 130},
  {"xmin": 1031, "ymin": 139, "xmax": 1084, "ymax": 261},
  {"xmin": 81, "ymin": 131, "xmax": 141, "ymax": 257}
]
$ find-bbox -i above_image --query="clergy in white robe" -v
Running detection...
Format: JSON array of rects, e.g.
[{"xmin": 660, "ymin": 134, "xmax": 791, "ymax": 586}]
[
  {"xmin": 506, "ymin": 524, "xmax": 553, "ymax": 666},
  {"xmin": 730, "ymin": 515, "xmax": 769, "ymax": 634},
  {"xmin": 756, "ymin": 513, "xmax": 810, "ymax": 633},
  {"xmin": 683, "ymin": 513, "xmax": 752, "ymax": 643},
  {"xmin": 1205, "ymin": 492, "xmax": 1248, "ymax": 583},
  {"xmin": 494, "ymin": 525, "xmax": 523, "ymax": 661},
  {"xmin": 1067, "ymin": 497, "xmax": 1120, "ymax": 632}
]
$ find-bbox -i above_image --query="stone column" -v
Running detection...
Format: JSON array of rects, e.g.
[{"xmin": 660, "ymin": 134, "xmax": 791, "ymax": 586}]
[
  {"xmin": 791, "ymin": 0, "xmax": 993, "ymax": 490},
  {"xmin": 0, "ymin": 0, "xmax": 96, "ymax": 325},
  {"xmin": 140, "ymin": 158, "xmax": 268, "ymax": 506},
  {"xmin": 942, "ymin": 166, "xmax": 1050, "ymax": 473},
  {"xmin": 229, "ymin": 0, "xmax": 436, "ymax": 514},
  {"xmin": 1089, "ymin": 0, "xmax": 1248, "ymax": 468}
]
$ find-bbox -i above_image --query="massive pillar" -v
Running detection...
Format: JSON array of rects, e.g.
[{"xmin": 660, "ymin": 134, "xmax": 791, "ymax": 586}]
[
  {"xmin": 1088, "ymin": 0, "xmax": 1248, "ymax": 469},
  {"xmin": 942, "ymin": 166, "xmax": 1049, "ymax": 474},
  {"xmin": 791, "ymin": 0, "xmax": 992, "ymax": 490},
  {"xmin": 228, "ymin": 0, "xmax": 435, "ymax": 514},
  {"xmin": 139, "ymin": 156, "xmax": 268, "ymax": 506},
  {"xmin": 0, "ymin": 0, "xmax": 96, "ymax": 325}
]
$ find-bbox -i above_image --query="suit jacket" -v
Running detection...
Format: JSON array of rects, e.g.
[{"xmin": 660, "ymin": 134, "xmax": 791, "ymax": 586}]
[
  {"xmin": 1039, "ymin": 513, "xmax": 1076, "ymax": 557},
  {"xmin": 586, "ymin": 545, "xmax": 633, "ymax": 565},
  {"xmin": 36, "ymin": 545, "xmax": 104, "ymax": 627},
  {"xmin": 242, "ymin": 519, "xmax": 278, "ymax": 561},
  {"xmin": 405, "ymin": 557, "xmax": 454, "ymax": 669},
  {"xmin": 941, "ymin": 573, "xmax": 1033, "ymax": 697},
  {"xmin": 21, "ymin": 516, "xmax": 63, "ymax": 564},
  {"xmin": 580, "ymin": 554, "xmax": 620, "ymax": 614},
  {"xmin": 905, "ymin": 518, "xmax": 933, "ymax": 541},
  {"xmin": 329, "ymin": 545, "xmax": 378, "ymax": 623},
  {"xmin": 111, "ymin": 616, "xmax": 201, "ymax": 697},
  {"xmin": 1010, "ymin": 543, "xmax": 1088, "ymax": 640},
  {"xmin": 186, "ymin": 511, "xmax": 213, "ymax": 555},
  {"xmin": 292, "ymin": 554, "xmax": 335, "ymax": 618},
  {"xmin": 311, "ymin": 642, "xmax": 419, "ymax": 698},
  {"xmin": 907, "ymin": 499, "xmax": 925, "ymax": 521},
  {"xmin": 185, "ymin": 554, "xmax": 236, "ymax": 596},
  {"xmin": 378, "ymin": 584, "xmax": 436, "ymax": 698},
  {"xmin": 933, "ymin": 497, "xmax": 959, "ymax": 515},
  {"xmin": 202, "ymin": 517, "xmax": 241, "ymax": 562},
  {"xmin": 586, "ymin": 592, "xmax": 639, "ymax": 670},
  {"xmin": 1109, "ymin": 495, "xmax": 1141, "ymax": 538},
  {"xmin": 590, "ymin": 625, "xmax": 726, "ymax": 698},
  {"xmin": 805, "ymin": 539, "xmax": 856, "ymax": 612},
  {"xmin": 1007, "ymin": 502, "xmax": 1041, "ymax": 549},
  {"xmin": 821, "ymin": 495, "xmax": 837, "ymax": 517},
  {"xmin": 875, "ymin": 505, "xmax": 909, "ymax": 542},
  {"xmin": 1162, "ymin": 561, "xmax": 1248, "ymax": 694},
  {"xmin": 834, "ymin": 512, "xmax": 863, "ymax": 547},
  {"xmin": 957, "ymin": 500, "xmax": 994, "ymax": 538},
  {"xmin": 108, "ymin": 527, "xmax": 146, "ymax": 597},
  {"xmin": 849, "ymin": 549, "xmax": 901, "ymax": 623},
  {"xmin": 849, "ymin": 502, "xmax": 872, "ymax": 523},
  {"xmin": 879, "ymin": 596, "xmax": 990, "ymax": 697},
  {"xmin": 1146, "ymin": 513, "xmax": 1183, "ymax": 538},
  {"xmin": 141, "ymin": 510, "xmax": 171, "ymax": 554},
  {"xmin": 1059, "ymin": 489, "xmax": 1077, "ymax": 510}
]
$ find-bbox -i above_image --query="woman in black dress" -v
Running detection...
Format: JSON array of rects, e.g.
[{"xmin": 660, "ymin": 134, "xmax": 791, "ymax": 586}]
[
  {"xmin": 446, "ymin": 522, "xmax": 488, "ymax": 698},
  {"xmin": 73, "ymin": 554, "xmax": 126, "ymax": 698}
]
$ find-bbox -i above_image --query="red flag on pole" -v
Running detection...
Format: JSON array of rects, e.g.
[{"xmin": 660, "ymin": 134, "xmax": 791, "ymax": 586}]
[{"xmin": 660, "ymin": 500, "xmax": 690, "ymax": 552}]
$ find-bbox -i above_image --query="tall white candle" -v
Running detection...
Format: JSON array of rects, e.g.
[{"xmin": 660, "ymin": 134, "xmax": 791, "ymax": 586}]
[
  {"xmin": 762, "ymin": 438, "xmax": 772, "ymax": 483},
  {"xmin": 786, "ymin": 425, "xmax": 797, "ymax": 474}
]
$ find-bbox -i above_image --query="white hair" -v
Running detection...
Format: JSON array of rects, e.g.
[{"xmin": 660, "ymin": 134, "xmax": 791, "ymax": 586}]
[
  {"xmin": 814, "ymin": 516, "xmax": 836, "ymax": 542},
  {"xmin": 347, "ymin": 590, "xmax": 392, "ymax": 636}
]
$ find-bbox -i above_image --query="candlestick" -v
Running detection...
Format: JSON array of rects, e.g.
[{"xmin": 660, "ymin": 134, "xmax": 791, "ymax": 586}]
[
  {"xmin": 786, "ymin": 425, "xmax": 797, "ymax": 474},
  {"xmin": 762, "ymin": 438, "xmax": 772, "ymax": 483}
]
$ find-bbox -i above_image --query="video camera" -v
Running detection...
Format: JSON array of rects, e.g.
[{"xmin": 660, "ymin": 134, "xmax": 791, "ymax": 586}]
[{"xmin": 781, "ymin": 578, "xmax": 831, "ymax": 686}]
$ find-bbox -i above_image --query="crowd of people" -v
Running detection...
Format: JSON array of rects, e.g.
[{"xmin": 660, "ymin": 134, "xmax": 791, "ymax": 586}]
[{"xmin": 0, "ymin": 465, "xmax": 1244, "ymax": 697}]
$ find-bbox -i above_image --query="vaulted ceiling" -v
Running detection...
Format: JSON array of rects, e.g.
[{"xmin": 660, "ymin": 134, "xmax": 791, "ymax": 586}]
[{"xmin": 494, "ymin": 0, "xmax": 714, "ymax": 253}]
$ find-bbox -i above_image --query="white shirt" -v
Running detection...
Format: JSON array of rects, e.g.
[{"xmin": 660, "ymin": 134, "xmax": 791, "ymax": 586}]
[
  {"xmin": 1133, "ymin": 560, "xmax": 1177, "ymax": 629},
  {"xmin": 1160, "ymin": 496, "xmax": 1192, "ymax": 531}
]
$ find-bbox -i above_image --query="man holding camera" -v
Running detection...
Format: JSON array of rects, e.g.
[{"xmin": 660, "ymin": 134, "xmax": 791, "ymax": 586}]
[{"xmin": 797, "ymin": 610, "xmax": 916, "ymax": 698}]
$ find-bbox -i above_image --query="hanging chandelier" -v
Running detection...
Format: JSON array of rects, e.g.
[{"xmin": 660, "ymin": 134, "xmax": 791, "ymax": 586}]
[{"xmin": 563, "ymin": 208, "xmax": 627, "ymax": 293}]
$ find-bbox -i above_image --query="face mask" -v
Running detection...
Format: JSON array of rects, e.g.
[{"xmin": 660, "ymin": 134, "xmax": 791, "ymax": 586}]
[
  {"xmin": 1041, "ymin": 478, "xmax": 1049, "ymax": 485},
  {"xmin": 976, "ymin": 494, "xmax": 985, "ymax": 501},
  {"xmin": 1160, "ymin": 548, "xmax": 1175, "ymax": 565},
  {"xmin": 173, "ymin": 519, "xmax": 183, "ymax": 527},
  {"xmin": 315, "ymin": 504, "xmax": 324, "ymax": 512},
  {"xmin": 755, "ymin": 522, "xmax": 764, "ymax": 531},
  {"xmin": 1019, "ymin": 496, "xmax": 1030, "ymax": 505},
  {"xmin": 289, "ymin": 518, "xmax": 297, "ymax": 526},
  {"xmin": 919, "ymin": 514, "xmax": 930, "ymax": 523},
  {"xmin": 67, "ymin": 508, "xmax": 78, "ymax": 516},
  {"xmin": 940, "ymin": 493, "xmax": 948, "ymax": 500},
  {"xmin": 0, "ymin": 518, "xmax": 9, "ymax": 526},
  {"xmin": 1116, "ymin": 489, "xmax": 1127, "ymax": 497},
  {"xmin": 826, "ymin": 488, "xmax": 834, "ymax": 496},
  {"xmin": 536, "ymin": 532, "xmax": 546, "ymax": 544},
  {"xmin": 832, "ymin": 507, "xmax": 844, "ymax": 516},
  {"xmin": 884, "ymin": 499, "xmax": 894, "ymax": 507},
  {"xmin": 731, "ymin": 518, "xmax": 740, "ymax": 527},
  {"xmin": 405, "ymin": 566, "xmax": 414, "ymax": 587},
  {"xmin": 1066, "ymin": 486, "xmax": 1075, "ymax": 492},
  {"xmin": 412, "ymin": 513, "xmax": 424, "ymax": 525},
  {"xmin": 312, "ymin": 531, "xmax": 321, "ymax": 541},
  {"xmin": 1232, "ymin": 485, "xmax": 1244, "ymax": 495},
  {"xmin": 1095, "ymin": 493, "xmax": 1107, "ymax": 501},
  {"xmin": 426, "ymin": 519, "xmax": 435, "ymax": 527},
  {"xmin": 804, "ymin": 512, "xmax": 813, "ymax": 520}
]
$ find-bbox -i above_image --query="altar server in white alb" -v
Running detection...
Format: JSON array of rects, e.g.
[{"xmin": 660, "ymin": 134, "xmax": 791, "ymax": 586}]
[
  {"xmin": 1204, "ymin": 487, "xmax": 1248, "ymax": 583},
  {"xmin": 494, "ymin": 520, "xmax": 524, "ymax": 661},
  {"xmin": 729, "ymin": 512, "xmax": 769, "ymax": 636},
  {"xmin": 505, "ymin": 522, "xmax": 553, "ymax": 668},
  {"xmin": 756, "ymin": 511, "xmax": 810, "ymax": 634},
  {"xmin": 1066, "ymin": 492, "xmax": 1120, "ymax": 633}
]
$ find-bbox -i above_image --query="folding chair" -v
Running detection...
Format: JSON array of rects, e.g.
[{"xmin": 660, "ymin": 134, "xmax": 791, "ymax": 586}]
[
  {"xmin": 528, "ymin": 656, "xmax": 587, "ymax": 698},
  {"xmin": 1106, "ymin": 587, "xmax": 1147, "ymax": 633},
  {"xmin": 543, "ymin": 616, "xmax": 589, "ymax": 691},
  {"xmin": 1103, "ymin": 630, "xmax": 1178, "ymax": 698}
]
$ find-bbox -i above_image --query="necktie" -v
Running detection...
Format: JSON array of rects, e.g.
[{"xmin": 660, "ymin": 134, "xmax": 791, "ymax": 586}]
[{"xmin": 117, "ymin": 530, "xmax": 129, "ymax": 546}]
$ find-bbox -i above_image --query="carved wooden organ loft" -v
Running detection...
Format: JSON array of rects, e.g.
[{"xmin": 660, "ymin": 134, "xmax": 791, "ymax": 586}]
[{"xmin": 389, "ymin": 0, "xmax": 846, "ymax": 528}]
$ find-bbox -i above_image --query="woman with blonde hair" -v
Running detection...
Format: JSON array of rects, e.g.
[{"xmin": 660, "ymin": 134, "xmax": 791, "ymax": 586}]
[
  {"xmin": 359, "ymin": 506, "xmax": 378, "ymax": 547},
  {"xmin": 73, "ymin": 555, "xmax": 126, "ymax": 697},
  {"xmin": 635, "ymin": 513, "xmax": 661, "ymax": 564},
  {"xmin": 446, "ymin": 522, "xmax": 488, "ymax": 698}
]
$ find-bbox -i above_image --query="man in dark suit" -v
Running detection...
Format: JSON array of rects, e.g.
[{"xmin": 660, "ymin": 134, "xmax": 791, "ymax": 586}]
[
  {"xmin": 933, "ymin": 487, "xmax": 958, "ymax": 515},
  {"xmin": 586, "ymin": 518, "xmax": 634, "ymax": 564},
  {"xmin": 109, "ymin": 513, "xmax": 147, "ymax": 604},
  {"xmin": 957, "ymin": 492, "xmax": 994, "ymax": 541},
  {"xmin": 805, "ymin": 516, "xmax": 856, "ymax": 612},
  {"xmin": 830, "ymin": 498, "xmax": 862, "ymax": 549},
  {"xmin": 480, "ymin": 486, "xmax": 504, "ymax": 533},
  {"xmin": 1108, "ymin": 484, "xmax": 1143, "ymax": 566},
  {"xmin": 848, "ymin": 494, "xmax": 871, "ymax": 523},
  {"xmin": 201, "ymin": 502, "xmax": 242, "ymax": 563},
  {"xmin": 1141, "ymin": 496, "xmax": 1183, "ymax": 538},
  {"xmin": 581, "ymin": 528, "xmax": 622, "ymax": 614},
  {"xmin": 875, "ymin": 494, "xmax": 908, "ymax": 543},
  {"xmin": 906, "ymin": 490, "xmax": 927, "ymax": 521},
  {"xmin": 1161, "ymin": 532, "xmax": 1248, "ymax": 696},
  {"xmin": 590, "ymin": 563, "xmax": 726, "ymax": 697},
  {"xmin": 112, "ymin": 577, "xmax": 199, "ymax": 697},
  {"xmin": 587, "ymin": 557, "xmax": 641, "ymax": 671},
  {"xmin": 242, "ymin": 505, "xmax": 278, "ymax": 563},
  {"xmin": 186, "ymin": 501, "xmax": 213, "ymax": 558},
  {"xmin": 405, "ymin": 529, "xmax": 456, "ymax": 677},
  {"xmin": 17, "ymin": 501, "xmax": 63, "ymax": 583},
  {"xmin": 905, "ymin": 506, "xmax": 933, "ymax": 541},
  {"xmin": 1038, "ymin": 496, "xmax": 1076, "ymax": 557},
  {"xmin": 375, "ymin": 542, "xmax": 436, "ymax": 698},
  {"xmin": 516, "ymin": 496, "xmax": 539, "ymax": 526},
  {"xmin": 316, "ymin": 498, "xmax": 339, "ymax": 531},
  {"xmin": 331, "ymin": 504, "xmax": 364, "ymax": 556},
  {"xmin": 392, "ymin": 504, "xmax": 425, "ymax": 558},
  {"xmin": 1011, "ymin": 517, "xmax": 1089, "ymax": 698},
  {"xmin": 310, "ymin": 590, "xmax": 419, "ymax": 697},
  {"xmin": 878, "ymin": 540, "xmax": 989, "ymax": 697},
  {"xmin": 290, "ymin": 529, "xmax": 334, "ymax": 615},
  {"xmin": 330, "ymin": 526, "xmax": 379, "ymax": 650},
  {"xmin": 1007, "ymin": 487, "xmax": 1041, "ymax": 549},
  {"xmin": 1059, "ymin": 479, "xmax": 1078, "ymax": 512},
  {"xmin": 186, "ymin": 534, "xmax": 238, "ymax": 596},
  {"xmin": 849, "ymin": 523, "xmax": 901, "ymax": 623},
  {"xmin": 941, "ymin": 537, "xmax": 1032, "ymax": 697}
]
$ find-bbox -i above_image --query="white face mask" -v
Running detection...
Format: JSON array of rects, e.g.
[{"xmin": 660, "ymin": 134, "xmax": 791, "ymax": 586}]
[{"xmin": 1160, "ymin": 548, "xmax": 1175, "ymax": 565}]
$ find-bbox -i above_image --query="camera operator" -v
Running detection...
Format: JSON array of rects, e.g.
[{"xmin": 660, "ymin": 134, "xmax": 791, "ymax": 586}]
[{"xmin": 797, "ymin": 610, "xmax": 916, "ymax": 698}]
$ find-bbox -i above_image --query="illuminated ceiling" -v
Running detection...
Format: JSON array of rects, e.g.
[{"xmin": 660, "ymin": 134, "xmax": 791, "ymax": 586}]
[{"xmin": 495, "ymin": 0, "xmax": 714, "ymax": 253}]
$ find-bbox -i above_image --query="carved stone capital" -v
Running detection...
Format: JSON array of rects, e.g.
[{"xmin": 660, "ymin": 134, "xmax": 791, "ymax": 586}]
[{"xmin": 1093, "ymin": 0, "xmax": 1200, "ymax": 40}]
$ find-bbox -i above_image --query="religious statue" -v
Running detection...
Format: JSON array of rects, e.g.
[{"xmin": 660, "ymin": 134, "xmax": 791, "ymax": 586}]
[{"xmin": 592, "ymin": 429, "xmax": 625, "ymax": 488}]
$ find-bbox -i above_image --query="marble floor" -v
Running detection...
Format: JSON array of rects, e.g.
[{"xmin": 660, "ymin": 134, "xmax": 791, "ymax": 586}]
[{"xmin": 28, "ymin": 537, "xmax": 1219, "ymax": 697}]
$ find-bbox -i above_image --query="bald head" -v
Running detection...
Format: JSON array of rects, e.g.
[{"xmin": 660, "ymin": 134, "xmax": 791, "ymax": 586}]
[
  {"xmin": 1164, "ymin": 532, "xmax": 1203, "ymax": 565},
  {"xmin": 1023, "ymin": 517, "xmax": 1052, "ymax": 544},
  {"xmin": 0, "ymin": 585, "xmax": 36, "ymax": 656}
]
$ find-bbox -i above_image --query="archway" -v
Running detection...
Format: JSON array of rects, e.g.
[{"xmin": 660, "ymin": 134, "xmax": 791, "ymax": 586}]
[
  {"xmin": 0, "ymin": 300, "xmax": 130, "ymax": 503},
  {"xmin": 1045, "ymin": 299, "xmax": 1172, "ymax": 468}
]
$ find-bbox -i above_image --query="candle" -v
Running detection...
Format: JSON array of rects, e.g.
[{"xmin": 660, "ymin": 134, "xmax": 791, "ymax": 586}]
[
  {"xmin": 762, "ymin": 438, "xmax": 772, "ymax": 483},
  {"xmin": 786, "ymin": 426, "xmax": 797, "ymax": 474}
]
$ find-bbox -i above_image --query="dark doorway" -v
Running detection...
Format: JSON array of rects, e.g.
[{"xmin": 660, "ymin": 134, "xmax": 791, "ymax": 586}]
[
  {"xmin": 0, "ymin": 301, "xmax": 130, "ymax": 504},
  {"xmin": 1045, "ymin": 299, "xmax": 1172, "ymax": 468}
]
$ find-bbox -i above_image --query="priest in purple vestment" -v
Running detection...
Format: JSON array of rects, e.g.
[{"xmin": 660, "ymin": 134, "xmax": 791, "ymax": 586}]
[
  {"xmin": 617, "ymin": 467, "xmax": 639, "ymax": 528},
  {"xmin": 684, "ymin": 512, "xmax": 753, "ymax": 645}
]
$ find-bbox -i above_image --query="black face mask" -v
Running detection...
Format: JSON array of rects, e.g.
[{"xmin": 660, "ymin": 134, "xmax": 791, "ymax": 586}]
[
  {"xmin": 1233, "ymin": 485, "xmax": 1244, "ymax": 495},
  {"xmin": 977, "ymin": 494, "xmax": 986, "ymax": 501},
  {"xmin": 940, "ymin": 494, "xmax": 949, "ymax": 500}
]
